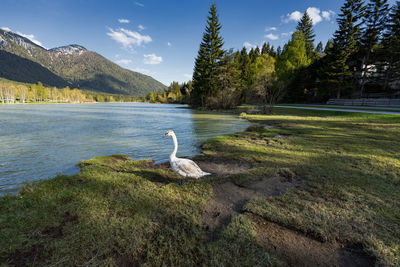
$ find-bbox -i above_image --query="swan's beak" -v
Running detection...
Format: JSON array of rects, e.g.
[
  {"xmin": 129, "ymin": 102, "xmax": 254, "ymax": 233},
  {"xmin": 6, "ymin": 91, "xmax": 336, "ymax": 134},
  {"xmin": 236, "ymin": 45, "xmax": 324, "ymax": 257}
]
[{"xmin": 163, "ymin": 133, "xmax": 168, "ymax": 138}]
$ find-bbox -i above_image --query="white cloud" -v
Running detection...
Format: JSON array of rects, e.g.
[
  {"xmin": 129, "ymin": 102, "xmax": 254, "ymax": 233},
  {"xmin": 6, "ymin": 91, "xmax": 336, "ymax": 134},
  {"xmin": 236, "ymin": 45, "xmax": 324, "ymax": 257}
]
[
  {"xmin": 138, "ymin": 24, "xmax": 145, "ymax": 31},
  {"xmin": 282, "ymin": 11, "xmax": 302, "ymax": 23},
  {"xmin": 265, "ymin": 33, "xmax": 279, "ymax": 40},
  {"xmin": 243, "ymin": 41, "xmax": 256, "ymax": 50},
  {"xmin": 265, "ymin": 26, "xmax": 277, "ymax": 31},
  {"xmin": 118, "ymin": 19, "xmax": 130, "ymax": 24},
  {"xmin": 116, "ymin": 59, "xmax": 132, "ymax": 65},
  {"xmin": 143, "ymin": 53, "xmax": 163, "ymax": 65},
  {"xmin": 107, "ymin": 27, "xmax": 152, "ymax": 50},
  {"xmin": 282, "ymin": 8, "xmax": 335, "ymax": 25},
  {"xmin": 167, "ymin": 42, "xmax": 172, "ymax": 47},
  {"xmin": 16, "ymin": 31, "xmax": 43, "ymax": 46},
  {"xmin": 135, "ymin": 2, "xmax": 144, "ymax": 7},
  {"xmin": 183, "ymin": 73, "xmax": 192, "ymax": 79},
  {"xmin": 322, "ymin": 10, "xmax": 335, "ymax": 21},
  {"xmin": 306, "ymin": 7, "xmax": 322, "ymax": 25},
  {"xmin": 1, "ymin": 27, "xmax": 11, "ymax": 32}
]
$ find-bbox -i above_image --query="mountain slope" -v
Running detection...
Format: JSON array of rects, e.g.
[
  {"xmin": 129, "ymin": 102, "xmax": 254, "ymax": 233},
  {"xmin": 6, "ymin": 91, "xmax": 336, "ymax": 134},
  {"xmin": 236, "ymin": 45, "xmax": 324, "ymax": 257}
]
[{"xmin": 0, "ymin": 29, "xmax": 166, "ymax": 96}]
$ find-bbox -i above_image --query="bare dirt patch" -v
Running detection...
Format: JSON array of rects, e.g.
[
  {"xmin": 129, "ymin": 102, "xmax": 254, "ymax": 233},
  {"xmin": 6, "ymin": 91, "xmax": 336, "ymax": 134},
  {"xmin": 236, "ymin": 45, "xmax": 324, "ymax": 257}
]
[
  {"xmin": 202, "ymin": 176, "xmax": 302, "ymax": 240},
  {"xmin": 252, "ymin": 215, "xmax": 375, "ymax": 267},
  {"xmin": 197, "ymin": 162, "xmax": 252, "ymax": 175}
]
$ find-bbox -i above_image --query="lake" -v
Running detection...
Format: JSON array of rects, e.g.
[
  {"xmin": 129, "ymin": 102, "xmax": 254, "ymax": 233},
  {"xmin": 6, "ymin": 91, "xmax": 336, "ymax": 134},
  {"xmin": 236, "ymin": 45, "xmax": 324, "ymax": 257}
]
[{"xmin": 0, "ymin": 103, "xmax": 249, "ymax": 195}]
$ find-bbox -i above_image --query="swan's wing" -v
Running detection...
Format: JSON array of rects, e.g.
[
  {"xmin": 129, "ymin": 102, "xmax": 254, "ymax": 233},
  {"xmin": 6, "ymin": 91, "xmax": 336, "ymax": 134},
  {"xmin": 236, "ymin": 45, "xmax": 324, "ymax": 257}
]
[{"xmin": 174, "ymin": 158, "xmax": 204, "ymax": 178}]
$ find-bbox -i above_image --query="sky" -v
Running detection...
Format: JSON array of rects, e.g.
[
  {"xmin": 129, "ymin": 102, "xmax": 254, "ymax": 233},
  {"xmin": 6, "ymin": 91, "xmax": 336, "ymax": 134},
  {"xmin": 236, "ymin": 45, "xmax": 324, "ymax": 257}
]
[{"xmin": 1, "ymin": 0, "xmax": 397, "ymax": 86}]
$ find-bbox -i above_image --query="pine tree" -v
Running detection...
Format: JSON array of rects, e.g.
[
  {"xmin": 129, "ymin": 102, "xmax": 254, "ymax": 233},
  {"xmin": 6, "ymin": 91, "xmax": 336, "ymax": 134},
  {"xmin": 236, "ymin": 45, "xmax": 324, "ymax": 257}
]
[
  {"xmin": 359, "ymin": 0, "xmax": 389, "ymax": 96},
  {"xmin": 261, "ymin": 42, "xmax": 270, "ymax": 55},
  {"xmin": 327, "ymin": 0, "xmax": 366, "ymax": 98},
  {"xmin": 239, "ymin": 47, "xmax": 251, "ymax": 102},
  {"xmin": 296, "ymin": 11, "xmax": 316, "ymax": 57},
  {"xmin": 249, "ymin": 48, "xmax": 257, "ymax": 62},
  {"xmin": 191, "ymin": 2, "xmax": 225, "ymax": 107},
  {"xmin": 381, "ymin": 1, "xmax": 400, "ymax": 91},
  {"xmin": 324, "ymin": 40, "xmax": 334, "ymax": 52},
  {"xmin": 276, "ymin": 46, "xmax": 282, "ymax": 57},
  {"xmin": 315, "ymin": 42, "xmax": 324, "ymax": 53}
]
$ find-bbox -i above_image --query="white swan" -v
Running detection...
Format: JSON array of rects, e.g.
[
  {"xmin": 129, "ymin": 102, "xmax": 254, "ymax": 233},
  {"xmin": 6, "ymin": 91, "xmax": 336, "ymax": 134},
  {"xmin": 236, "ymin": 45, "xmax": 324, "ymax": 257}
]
[{"xmin": 163, "ymin": 130, "xmax": 211, "ymax": 179}]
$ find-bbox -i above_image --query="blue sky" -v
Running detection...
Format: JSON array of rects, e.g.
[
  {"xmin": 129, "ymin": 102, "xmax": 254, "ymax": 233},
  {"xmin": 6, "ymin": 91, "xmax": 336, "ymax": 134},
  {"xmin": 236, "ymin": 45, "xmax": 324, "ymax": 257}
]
[{"xmin": 1, "ymin": 0, "xmax": 397, "ymax": 85}]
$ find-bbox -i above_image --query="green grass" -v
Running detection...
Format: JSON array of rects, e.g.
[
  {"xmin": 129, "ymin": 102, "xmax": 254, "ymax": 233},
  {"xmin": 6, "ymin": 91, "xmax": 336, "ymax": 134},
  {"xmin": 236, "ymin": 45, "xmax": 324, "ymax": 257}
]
[
  {"xmin": 0, "ymin": 157, "xmax": 280, "ymax": 266},
  {"xmin": 1, "ymin": 108, "xmax": 399, "ymax": 266},
  {"xmin": 221, "ymin": 109, "xmax": 400, "ymax": 265},
  {"xmin": 276, "ymin": 104, "xmax": 400, "ymax": 113}
]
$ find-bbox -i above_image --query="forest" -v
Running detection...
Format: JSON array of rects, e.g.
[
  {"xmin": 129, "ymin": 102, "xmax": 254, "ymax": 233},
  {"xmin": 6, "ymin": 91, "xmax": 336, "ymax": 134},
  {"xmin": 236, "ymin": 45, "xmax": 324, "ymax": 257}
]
[
  {"xmin": 147, "ymin": 0, "xmax": 400, "ymax": 112},
  {"xmin": 0, "ymin": 79, "xmax": 140, "ymax": 103}
]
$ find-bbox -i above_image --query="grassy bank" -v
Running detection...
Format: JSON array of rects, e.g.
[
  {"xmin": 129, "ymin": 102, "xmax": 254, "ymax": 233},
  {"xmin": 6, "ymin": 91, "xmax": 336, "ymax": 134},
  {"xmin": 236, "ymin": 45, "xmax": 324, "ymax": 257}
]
[{"xmin": 1, "ymin": 108, "xmax": 399, "ymax": 266}]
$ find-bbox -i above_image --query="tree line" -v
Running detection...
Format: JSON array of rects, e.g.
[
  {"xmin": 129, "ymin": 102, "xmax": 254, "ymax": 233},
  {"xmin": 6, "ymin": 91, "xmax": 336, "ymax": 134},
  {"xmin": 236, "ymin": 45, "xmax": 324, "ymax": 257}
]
[
  {"xmin": 0, "ymin": 79, "xmax": 141, "ymax": 103},
  {"xmin": 149, "ymin": 0, "xmax": 399, "ymax": 112}
]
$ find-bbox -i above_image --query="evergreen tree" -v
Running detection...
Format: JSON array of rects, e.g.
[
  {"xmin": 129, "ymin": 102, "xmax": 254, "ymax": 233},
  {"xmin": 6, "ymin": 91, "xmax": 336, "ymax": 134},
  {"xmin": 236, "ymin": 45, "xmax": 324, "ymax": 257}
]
[
  {"xmin": 381, "ymin": 1, "xmax": 400, "ymax": 90},
  {"xmin": 269, "ymin": 45, "xmax": 277, "ymax": 57},
  {"xmin": 211, "ymin": 50, "xmax": 242, "ymax": 109},
  {"xmin": 249, "ymin": 48, "xmax": 257, "ymax": 62},
  {"xmin": 315, "ymin": 41, "xmax": 324, "ymax": 53},
  {"xmin": 191, "ymin": 2, "xmax": 225, "ymax": 107},
  {"xmin": 276, "ymin": 46, "xmax": 282, "ymax": 57},
  {"xmin": 261, "ymin": 42, "xmax": 270, "ymax": 55},
  {"xmin": 296, "ymin": 11, "xmax": 316, "ymax": 57},
  {"xmin": 359, "ymin": 0, "xmax": 389, "ymax": 96},
  {"xmin": 254, "ymin": 46, "xmax": 261, "ymax": 56},
  {"xmin": 327, "ymin": 0, "xmax": 366, "ymax": 98},
  {"xmin": 239, "ymin": 47, "xmax": 251, "ymax": 102},
  {"xmin": 324, "ymin": 40, "xmax": 334, "ymax": 52}
]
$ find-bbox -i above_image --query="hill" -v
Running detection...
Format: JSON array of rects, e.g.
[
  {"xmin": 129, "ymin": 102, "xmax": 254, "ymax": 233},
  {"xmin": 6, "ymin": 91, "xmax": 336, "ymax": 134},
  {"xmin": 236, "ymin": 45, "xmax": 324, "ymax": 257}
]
[{"xmin": 0, "ymin": 29, "xmax": 166, "ymax": 96}]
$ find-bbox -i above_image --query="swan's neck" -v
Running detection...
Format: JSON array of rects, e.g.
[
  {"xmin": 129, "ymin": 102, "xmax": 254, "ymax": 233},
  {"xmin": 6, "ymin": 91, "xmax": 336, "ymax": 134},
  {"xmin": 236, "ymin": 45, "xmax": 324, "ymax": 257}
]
[{"xmin": 170, "ymin": 133, "xmax": 178, "ymax": 160}]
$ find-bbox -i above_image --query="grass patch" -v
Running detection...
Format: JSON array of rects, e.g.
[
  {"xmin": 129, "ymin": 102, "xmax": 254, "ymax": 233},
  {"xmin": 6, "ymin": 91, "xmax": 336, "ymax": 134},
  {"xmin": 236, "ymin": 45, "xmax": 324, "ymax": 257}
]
[
  {"xmin": 216, "ymin": 109, "xmax": 399, "ymax": 265},
  {"xmin": 1, "ymin": 108, "xmax": 399, "ymax": 265},
  {"xmin": 0, "ymin": 155, "xmax": 280, "ymax": 266}
]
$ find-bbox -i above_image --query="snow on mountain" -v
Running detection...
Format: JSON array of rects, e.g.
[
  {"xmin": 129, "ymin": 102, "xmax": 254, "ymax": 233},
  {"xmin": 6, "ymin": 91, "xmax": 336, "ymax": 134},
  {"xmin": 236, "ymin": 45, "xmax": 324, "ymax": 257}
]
[
  {"xmin": 0, "ymin": 28, "xmax": 43, "ymax": 50},
  {"xmin": 49, "ymin": 45, "xmax": 87, "ymax": 55}
]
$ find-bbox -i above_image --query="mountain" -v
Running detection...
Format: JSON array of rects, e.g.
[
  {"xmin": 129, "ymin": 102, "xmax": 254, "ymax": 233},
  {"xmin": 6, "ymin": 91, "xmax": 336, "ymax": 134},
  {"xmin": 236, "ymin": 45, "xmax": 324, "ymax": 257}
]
[{"xmin": 0, "ymin": 29, "xmax": 166, "ymax": 96}]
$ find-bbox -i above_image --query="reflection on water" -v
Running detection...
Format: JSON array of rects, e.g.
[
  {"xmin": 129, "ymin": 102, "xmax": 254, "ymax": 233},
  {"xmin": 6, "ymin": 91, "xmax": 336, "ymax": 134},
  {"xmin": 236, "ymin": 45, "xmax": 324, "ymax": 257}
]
[{"xmin": 0, "ymin": 103, "xmax": 249, "ymax": 194}]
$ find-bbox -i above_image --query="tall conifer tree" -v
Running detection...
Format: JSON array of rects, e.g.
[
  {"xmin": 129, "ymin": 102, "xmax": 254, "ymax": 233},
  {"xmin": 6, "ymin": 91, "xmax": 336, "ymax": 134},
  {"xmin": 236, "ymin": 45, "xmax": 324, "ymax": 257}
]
[
  {"xmin": 315, "ymin": 41, "xmax": 324, "ymax": 53},
  {"xmin": 382, "ymin": 1, "xmax": 400, "ymax": 90},
  {"xmin": 191, "ymin": 2, "xmax": 225, "ymax": 107},
  {"xmin": 326, "ymin": 0, "xmax": 366, "ymax": 98},
  {"xmin": 359, "ymin": 0, "xmax": 389, "ymax": 96},
  {"xmin": 296, "ymin": 11, "xmax": 316, "ymax": 57}
]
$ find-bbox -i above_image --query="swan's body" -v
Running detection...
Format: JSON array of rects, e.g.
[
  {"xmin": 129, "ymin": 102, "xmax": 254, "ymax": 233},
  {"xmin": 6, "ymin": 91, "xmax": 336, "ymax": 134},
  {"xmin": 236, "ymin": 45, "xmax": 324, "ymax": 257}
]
[{"xmin": 164, "ymin": 130, "xmax": 211, "ymax": 179}]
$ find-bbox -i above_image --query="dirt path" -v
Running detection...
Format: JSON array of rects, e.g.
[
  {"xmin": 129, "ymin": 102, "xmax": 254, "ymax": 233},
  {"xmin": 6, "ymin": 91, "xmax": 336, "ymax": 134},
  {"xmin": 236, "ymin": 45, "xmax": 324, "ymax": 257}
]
[
  {"xmin": 202, "ymin": 176, "xmax": 302, "ymax": 240},
  {"xmin": 253, "ymin": 216, "xmax": 375, "ymax": 267},
  {"xmin": 201, "ymin": 171, "xmax": 375, "ymax": 266}
]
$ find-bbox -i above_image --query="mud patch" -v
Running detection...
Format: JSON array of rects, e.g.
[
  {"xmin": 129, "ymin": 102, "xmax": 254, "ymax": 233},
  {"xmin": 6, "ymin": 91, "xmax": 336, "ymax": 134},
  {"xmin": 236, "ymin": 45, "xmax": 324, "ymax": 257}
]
[
  {"xmin": 202, "ymin": 176, "xmax": 302, "ymax": 240},
  {"xmin": 252, "ymin": 215, "xmax": 375, "ymax": 267},
  {"xmin": 197, "ymin": 162, "xmax": 252, "ymax": 175}
]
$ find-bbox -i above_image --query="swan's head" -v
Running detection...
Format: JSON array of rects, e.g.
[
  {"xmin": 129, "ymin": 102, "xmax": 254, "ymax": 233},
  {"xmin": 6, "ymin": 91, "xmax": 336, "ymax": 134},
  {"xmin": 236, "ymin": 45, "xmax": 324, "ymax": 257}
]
[{"xmin": 163, "ymin": 130, "xmax": 175, "ymax": 138}]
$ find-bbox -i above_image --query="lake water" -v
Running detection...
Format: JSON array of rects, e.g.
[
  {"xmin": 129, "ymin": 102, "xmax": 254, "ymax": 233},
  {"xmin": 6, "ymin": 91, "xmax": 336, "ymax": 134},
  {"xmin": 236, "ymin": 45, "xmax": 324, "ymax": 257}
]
[{"xmin": 0, "ymin": 103, "xmax": 249, "ymax": 195}]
